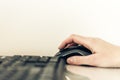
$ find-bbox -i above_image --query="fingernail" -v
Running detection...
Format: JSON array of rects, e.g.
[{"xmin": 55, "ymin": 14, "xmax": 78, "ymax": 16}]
[
  {"xmin": 67, "ymin": 58, "xmax": 73, "ymax": 63},
  {"xmin": 58, "ymin": 46, "xmax": 62, "ymax": 49}
]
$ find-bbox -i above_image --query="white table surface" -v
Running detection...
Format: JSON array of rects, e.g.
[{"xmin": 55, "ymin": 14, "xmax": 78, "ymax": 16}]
[{"xmin": 65, "ymin": 65, "xmax": 120, "ymax": 80}]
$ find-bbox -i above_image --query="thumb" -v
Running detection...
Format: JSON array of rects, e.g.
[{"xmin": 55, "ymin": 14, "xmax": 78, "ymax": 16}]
[{"xmin": 67, "ymin": 55, "xmax": 98, "ymax": 66}]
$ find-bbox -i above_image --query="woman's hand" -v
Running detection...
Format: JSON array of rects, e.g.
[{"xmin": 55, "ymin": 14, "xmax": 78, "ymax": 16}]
[{"xmin": 59, "ymin": 34, "xmax": 120, "ymax": 67}]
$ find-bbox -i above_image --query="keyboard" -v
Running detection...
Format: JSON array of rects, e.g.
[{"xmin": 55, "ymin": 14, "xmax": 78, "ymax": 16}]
[{"xmin": 0, "ymin": 55, "xmax": 66, "ymax": 80}]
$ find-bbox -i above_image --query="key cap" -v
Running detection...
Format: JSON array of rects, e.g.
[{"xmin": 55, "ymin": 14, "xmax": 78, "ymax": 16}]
[
  {"xmin": 9, "ymin": 67, "xmax": 29, "ymax": 80},
  {"xmin": 38, "ymin": 56, "xmax": 50, "ymax": 63},
  {"xmin": 25, "ymin": 68, "xmax": 41, "ymax": 80},
  {"xmin": 26, "ymin": 56, "xmax": 40, "ymax": 62}
]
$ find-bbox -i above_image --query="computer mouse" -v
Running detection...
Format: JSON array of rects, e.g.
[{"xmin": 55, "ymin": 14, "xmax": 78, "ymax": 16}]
[{"xmin": 55, "ymin": 46, "xmax": 92, "ymax": 61}]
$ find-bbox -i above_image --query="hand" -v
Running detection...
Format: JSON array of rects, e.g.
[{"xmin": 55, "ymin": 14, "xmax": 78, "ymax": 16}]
[{"xmin": 59, "ymin": 34, "xmax": 120, "ymax": 67}]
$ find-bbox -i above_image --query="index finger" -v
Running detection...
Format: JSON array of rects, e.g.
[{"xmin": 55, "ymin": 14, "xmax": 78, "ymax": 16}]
[{"xmin": 58, "ymin": 34, "xmax": 88, "ymax": 49}]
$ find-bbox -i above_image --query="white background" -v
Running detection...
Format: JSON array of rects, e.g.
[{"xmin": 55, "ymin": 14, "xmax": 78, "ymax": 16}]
[{"xmin": 0, "ymin": 0, "xmax": 120, "ymax": 56}]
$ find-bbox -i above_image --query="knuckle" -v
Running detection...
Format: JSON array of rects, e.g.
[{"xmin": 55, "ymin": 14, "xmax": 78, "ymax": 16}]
[
  {"xmin": 94, "ymin": 37, "xmax": 101, "ymax": 41},
  {"xmin": 73, "ymin": 56, "xmax": 81, "ymax": 64},
  {"xmin": 87, "ymin": 37, "xmax": 100, "ymax": 44},
  {"xmin": 70, "ymin": 34, "xmax": 77, "ymax": 37},
  {"xmin": 87, "ymin": 56, "xmax": 100, "ymax": 66},
  {"xmin": 90, "ymin": 58, "xmax": 104, "ymax": 67},
  {"xmin": 87, "ymin": 38, "xmax": 95, "ymax": 45}
]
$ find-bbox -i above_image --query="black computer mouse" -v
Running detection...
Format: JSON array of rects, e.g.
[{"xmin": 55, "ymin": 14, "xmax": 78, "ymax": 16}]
[{"xmin": 55, "ymin": 46, "xmax": 92, "ymax": 61}]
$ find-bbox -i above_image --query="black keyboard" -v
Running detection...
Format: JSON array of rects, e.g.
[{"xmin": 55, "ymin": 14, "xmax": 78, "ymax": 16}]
[{"xmin": 0, "ymin": 55, "xmax": 66, "ymax": 80}]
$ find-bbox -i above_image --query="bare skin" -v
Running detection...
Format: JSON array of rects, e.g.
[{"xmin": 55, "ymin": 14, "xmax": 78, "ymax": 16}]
[{"xmin": 59, "ymin": 34, "xmax": 120, "ymax": 67}]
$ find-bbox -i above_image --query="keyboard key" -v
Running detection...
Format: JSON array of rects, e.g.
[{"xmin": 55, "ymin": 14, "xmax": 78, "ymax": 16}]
[
  {"xmin": 26, "ymin": 56, "xmax": 40, "ymax": 62},
  {"xmin": 49, "ymin": 57, "xmax": 59, "ymax": 62},
  {"xmin": 25, "ymin": 68, "xmax": 41, "ymax": 80},
  {"xmin": 38, "ymin": 56, "xmax": 50, "ymax": 62},
  {"xmin": 9, "ymin": 67, "xmax": 29, "ymax": 80}
]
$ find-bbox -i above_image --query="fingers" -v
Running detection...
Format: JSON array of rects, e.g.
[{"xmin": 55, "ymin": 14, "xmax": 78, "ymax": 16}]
[
  {"xmin": 62, "ymin": 43, "xmax": 78, "ymax": 49},
  {"xmin": 58, "ymin": 34, "xmax": 93, "ymax": 51},
  {"xmin": 67, "ymin": 54, "xmax": 99, "ymax": 66}
]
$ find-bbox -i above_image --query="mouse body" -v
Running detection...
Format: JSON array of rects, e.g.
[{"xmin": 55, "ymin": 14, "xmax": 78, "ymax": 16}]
[{"xmin": 55, "ymin": 46, "xmax": 92, "ymax": 60}]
